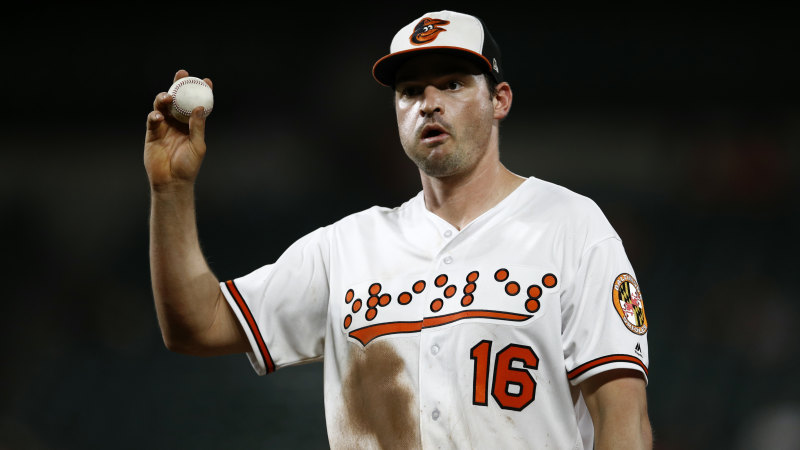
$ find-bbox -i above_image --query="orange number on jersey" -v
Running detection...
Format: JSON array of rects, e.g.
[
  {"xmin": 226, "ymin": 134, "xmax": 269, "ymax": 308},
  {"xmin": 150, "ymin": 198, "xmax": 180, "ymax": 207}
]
[
  {"xmin": 471, "ymin": 341, "xmax": 539, "ymax": 411},
  {"xmin": 470, "ymin": 340, "xmax": 492, "ymax": 406},
  {"xmin": 492, "ymin": 344, "xmax": 538, "ymax": 410}
]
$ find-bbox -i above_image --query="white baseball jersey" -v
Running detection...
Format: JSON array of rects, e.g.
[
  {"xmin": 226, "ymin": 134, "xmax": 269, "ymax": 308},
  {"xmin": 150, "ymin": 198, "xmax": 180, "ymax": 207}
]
[{"xmin": 220, "ymin": 176, "xmax": 649, "ymax": 449}]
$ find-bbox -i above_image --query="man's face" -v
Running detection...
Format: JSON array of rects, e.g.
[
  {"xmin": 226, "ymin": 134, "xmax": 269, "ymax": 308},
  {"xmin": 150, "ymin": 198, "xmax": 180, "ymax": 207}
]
[{"xmin": 393, "ymin": 54, "xmax": 497, "ymax": 178}]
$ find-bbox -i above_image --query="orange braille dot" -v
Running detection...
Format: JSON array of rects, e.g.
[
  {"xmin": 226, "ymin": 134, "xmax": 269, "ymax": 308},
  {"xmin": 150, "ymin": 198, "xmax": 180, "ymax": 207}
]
[
  {"xmin": 527, "ymin": 285, "xmax": 542, "ymax": 299},
  {"xmin": 464, "ymin": 283, "xmax": 476, "ymax": 294},
  {"xmin": 367, "ymin": 296, "xmax": 379, "ymax": 308},
  {"xmin": 444, "ymin": 285, "xmax": 456, "ymax": 298},
  {"xmin": 495, "ymin": 268, "xmax": 509, "ymax": 282},
  {"xmin": 398, "ymin": 292, "xmax": 412, "ymax": 305},
  {"xmin": 435, "ymin": 274, "xmax": 448, "ymax": 287},
  {"xmin": 543, "ymin": 274, "xmax": 557, "ymax": 288},
  {"xmin": 369, "ymin": 283, "xmax": 381, "ymax": 295},
  {"xmin": 430, "ymin": 299, "xmax": 443, "ymax": 312},
  {"xmin": 461, "ymin": 294, "xmax": 474, "ymax": 307},
  {"xmin": 352, "ymin": 299, "xmax": 362, "ymax": 313},
  {"xmin": 379, "ymin": 294, "xmax": 391, "ymax": 306},
  {"xmin": 413, "ymin": 280, "xmax": 426, "ymax": 293},
  {"xmin": 466, "ymin": 271, "xmax": 479, "ymax": 283},
  {"xmin": 366, "ymin": 308, "xmax": 378, "ymax": 321},
  {"xmin": 343, "ymin": 315, "xmax": 352, "ymax": 329},
  {"xmin": 505, "ymin": 282, "xmax": 520, "ymax": 296},
  {"xmin": 345, "ymin": 289, "xmax": 354, "ymax": 303},
  {"xmin": 525, "ymin": 299, "xmax": 541, "ymax": 313}
]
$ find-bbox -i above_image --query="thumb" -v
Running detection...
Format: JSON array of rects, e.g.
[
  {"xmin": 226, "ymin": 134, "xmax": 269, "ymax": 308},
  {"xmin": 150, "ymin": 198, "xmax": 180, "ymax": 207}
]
[{"xmin": 188, "ymin": 106, "xmax": 207, "ymax": 152}]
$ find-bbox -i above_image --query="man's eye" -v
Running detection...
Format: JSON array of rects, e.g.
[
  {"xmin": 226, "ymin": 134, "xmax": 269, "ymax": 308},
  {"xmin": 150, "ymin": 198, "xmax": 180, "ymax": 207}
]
[
  {"xmin": 447, "ymin": 81, "xmax": 462, "ymax": 90},
  {"xmin": 401, "ymin": 87, "xmax": 421, "ymax": 97}
]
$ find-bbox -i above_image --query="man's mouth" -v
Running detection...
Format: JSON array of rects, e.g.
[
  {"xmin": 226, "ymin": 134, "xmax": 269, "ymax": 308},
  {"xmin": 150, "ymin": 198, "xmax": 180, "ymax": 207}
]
[{"xmin": 420, "ymin": 123, "xmax": 449, "ymax": 144}]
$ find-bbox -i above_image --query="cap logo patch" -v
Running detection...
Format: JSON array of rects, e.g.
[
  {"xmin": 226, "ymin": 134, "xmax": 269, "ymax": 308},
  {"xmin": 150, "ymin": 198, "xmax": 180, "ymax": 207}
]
[
  {"xmin": 612, "ymin": 273, "xmax": 648, "ymax": 335},
  {"xmin": 409, "ymin": 18, "xmax": 450, "ymax": 45}
]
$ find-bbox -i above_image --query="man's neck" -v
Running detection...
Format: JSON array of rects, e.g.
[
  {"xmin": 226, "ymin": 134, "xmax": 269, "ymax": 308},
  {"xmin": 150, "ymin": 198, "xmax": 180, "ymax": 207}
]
[{"xmin": 420, "ymin": 160, "xmax": 525, "ymax": 230}]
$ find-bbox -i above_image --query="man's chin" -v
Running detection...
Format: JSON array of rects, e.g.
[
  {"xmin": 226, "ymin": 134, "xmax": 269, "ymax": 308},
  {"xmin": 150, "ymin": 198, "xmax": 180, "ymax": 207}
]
[
  {"xmin": 417, "ymin": 158, "xmax": 462, "ymax": 178},
  {"xmin": 406, "ymin": 145, "xmax": 467, "ymax": 178}
]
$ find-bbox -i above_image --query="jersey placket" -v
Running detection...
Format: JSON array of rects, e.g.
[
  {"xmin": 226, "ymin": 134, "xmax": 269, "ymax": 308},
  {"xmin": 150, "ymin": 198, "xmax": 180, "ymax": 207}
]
[{"xmin": 418, "ymin": 220, "xmax": 461, "ymax": 448}]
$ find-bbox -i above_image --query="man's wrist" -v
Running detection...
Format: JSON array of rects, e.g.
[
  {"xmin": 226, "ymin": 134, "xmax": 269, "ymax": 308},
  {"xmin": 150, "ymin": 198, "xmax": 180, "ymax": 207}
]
[{"xmin": 149, "ymin": 179, "xmax": 196, "ymax": 197}]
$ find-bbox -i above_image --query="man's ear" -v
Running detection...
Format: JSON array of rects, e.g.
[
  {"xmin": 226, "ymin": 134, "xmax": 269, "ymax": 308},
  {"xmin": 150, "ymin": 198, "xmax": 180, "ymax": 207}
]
[{"xmin": 493, "ymin": 82, "xmax": 513, "ymax": 120}]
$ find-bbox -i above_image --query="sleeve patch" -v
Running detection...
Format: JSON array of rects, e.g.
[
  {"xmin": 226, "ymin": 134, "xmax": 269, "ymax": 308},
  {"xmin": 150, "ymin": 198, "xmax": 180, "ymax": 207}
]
[{"xmin": 612, "ymin": 273, "xmax": 647, "ymax": 335}]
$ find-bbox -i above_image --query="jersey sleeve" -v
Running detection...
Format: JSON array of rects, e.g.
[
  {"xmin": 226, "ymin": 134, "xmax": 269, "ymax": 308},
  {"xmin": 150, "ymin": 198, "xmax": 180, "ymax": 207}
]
[
  {"xmin": 561, "ymin": 235, "xmax": 650, "ymax": 386},
  {"xmin": 220, "ymin": 226, "xmax": 331, "ymax": 375}
]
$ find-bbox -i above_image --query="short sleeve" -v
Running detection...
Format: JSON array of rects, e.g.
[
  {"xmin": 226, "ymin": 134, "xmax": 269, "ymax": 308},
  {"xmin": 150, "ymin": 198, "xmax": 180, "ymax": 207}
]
[
  {"xmin": 561, "ymin": 237, "xmax": 649, "ymax": 385},
  {"xmin": 220, "ymin": 227, "xmax": 331, "ymax": 375}
]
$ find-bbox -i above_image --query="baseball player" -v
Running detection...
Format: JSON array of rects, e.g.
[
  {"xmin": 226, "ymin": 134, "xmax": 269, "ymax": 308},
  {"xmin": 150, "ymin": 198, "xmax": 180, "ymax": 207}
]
[{"xmin": 144, "ymin": 10, "xmax": 651, "ymax": 449}]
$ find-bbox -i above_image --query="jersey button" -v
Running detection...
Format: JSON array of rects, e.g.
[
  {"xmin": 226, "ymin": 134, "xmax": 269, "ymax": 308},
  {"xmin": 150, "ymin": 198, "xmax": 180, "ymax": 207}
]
[
  {"xmin": 432, "ymin": 409, "xmax": 440, "ymax": 420},
  {"xmin": 431, "ymin": 344, "xmax": 439, "ymax": 355},
  {"xmin": 443, "ymin": 256, "xmax": 453, "ymax": 264},
  {"xmin": 444, "ymin": 230, "xmax": 452, "ymax": 238}
]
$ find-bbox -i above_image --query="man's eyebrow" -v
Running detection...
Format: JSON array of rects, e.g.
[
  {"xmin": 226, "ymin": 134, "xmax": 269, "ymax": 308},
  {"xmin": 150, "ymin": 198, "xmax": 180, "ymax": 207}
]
[{"xmin": 395, "ymin": 69, "xmax": 474, "ymax": 85}]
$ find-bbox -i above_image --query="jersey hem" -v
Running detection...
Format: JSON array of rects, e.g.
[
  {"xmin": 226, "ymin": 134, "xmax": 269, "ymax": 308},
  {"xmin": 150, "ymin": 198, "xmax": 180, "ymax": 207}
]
[{"xmin": 567, "ymin": 354, "xmax": 648, "ymax": 386}]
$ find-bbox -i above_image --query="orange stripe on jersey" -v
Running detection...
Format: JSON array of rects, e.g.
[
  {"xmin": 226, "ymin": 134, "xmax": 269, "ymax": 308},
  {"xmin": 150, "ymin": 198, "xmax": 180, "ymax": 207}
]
[
  {"xmin": 348, "ymin": 310, "xmax": 532, "ymax": 346},
  {"xmin": 348, "ymin": 321, "xmax": 424, "ymax": 346},
  {"xmin": 567, "ymin": 354, "xmax": 647, "ymax": 380},
  {"xmin": 422, "ymin": 309, "xmax": 531, "ymax": 329},
  {"xmin": 225, "ymin": 280, "xmax": 276, "ymax": 374}
]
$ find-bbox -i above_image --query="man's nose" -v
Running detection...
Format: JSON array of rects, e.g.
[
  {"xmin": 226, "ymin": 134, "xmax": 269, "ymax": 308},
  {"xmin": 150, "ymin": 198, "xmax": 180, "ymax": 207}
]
[{"xmin": 419, "ymin": 85, "xmax": 443, "ymax": 117}]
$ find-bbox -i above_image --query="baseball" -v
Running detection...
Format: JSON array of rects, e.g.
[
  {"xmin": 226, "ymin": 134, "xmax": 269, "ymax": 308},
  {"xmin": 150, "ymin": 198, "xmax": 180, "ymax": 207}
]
[{"xmin": 167, "ymin": 76, "xmax": 213, "ymax": 124}]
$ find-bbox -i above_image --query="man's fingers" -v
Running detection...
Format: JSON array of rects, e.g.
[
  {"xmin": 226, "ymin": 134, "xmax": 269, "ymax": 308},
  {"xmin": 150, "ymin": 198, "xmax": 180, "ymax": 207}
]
[
  {"xmin": 147, "ymin": 72, "xmax": 208, "ymax": 143},
  {"xmin": 147, "ymin": 110, "xmax": 164, "ymax": 128},
  {"xmin": 145, "ymin": 110, "xmax": 167, "ymax": 142},
  {"xmin": 172, "ymin": 70, "xmax": 211, "ymax": 89},
  {"xmin": 173, "ymin": 69, "xmax": 189, "ymax": 83},
  {"xmin": 153, "ymin": 92, "xmax": 172, "ymax": 113}
]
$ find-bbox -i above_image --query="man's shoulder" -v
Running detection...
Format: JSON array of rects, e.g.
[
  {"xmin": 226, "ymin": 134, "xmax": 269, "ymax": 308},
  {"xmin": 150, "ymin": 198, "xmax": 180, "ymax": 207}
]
[
  {"xmin": 521, "ymin": 176, "xmax": 604, "ymax": 218},
  {"xmin": 328, "ymin": 191, "xmax": 423, "ymax": 229},
  {"xmin": 520, "ymin": 177, "xmax": 620, "ymax": 247}
]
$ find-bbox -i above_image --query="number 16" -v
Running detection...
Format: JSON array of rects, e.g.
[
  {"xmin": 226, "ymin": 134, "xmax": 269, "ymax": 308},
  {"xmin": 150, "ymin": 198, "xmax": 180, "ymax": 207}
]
[{"xmin": 470, "ymin": 340, "xmax": 539, "ymax": 411}]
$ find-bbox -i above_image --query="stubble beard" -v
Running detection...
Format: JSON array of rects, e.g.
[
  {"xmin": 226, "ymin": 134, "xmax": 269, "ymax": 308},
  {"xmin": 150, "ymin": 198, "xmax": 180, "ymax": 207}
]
[
  {"xmin": 414, "ymin": 145, "xmax": 469, "ymax": 178},
  {"xmin": 402, "ymin": 124, "xmax": 472, "ymax": 178},
  {"xmin": 403, "ymin": 125, "xmax": 489, "ymax": 179}
]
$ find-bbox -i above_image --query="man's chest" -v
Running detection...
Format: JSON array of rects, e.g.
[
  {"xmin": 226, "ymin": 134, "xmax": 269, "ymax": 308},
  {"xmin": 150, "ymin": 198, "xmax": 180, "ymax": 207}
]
[{"xmin": 328, "ymin": 227, "xmax": 565, "ymax": 350}]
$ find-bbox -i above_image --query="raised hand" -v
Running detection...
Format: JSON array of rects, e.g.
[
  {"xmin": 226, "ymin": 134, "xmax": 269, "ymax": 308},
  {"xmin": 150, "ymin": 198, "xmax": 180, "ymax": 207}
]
[{"xmin": 144, "ymin": 70, "xmax": 213, "ymax": 191}]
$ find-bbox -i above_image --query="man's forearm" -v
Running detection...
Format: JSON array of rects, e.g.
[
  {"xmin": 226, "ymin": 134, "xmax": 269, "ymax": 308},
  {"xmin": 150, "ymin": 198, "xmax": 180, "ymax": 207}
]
[
  {"xmin": 593, "ymin": 409, "xmax": 653, "ymax": 450},
  {"xmin": 149, "ymin": 184, "xmax": 224, "ymax": 354}
]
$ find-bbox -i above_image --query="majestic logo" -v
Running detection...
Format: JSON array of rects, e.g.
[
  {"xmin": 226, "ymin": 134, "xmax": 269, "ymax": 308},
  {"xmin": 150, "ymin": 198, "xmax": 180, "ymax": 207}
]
[
  {"xmin": 410, "ymin": 18, "xmax": 450, "ymax": 45},
  {"xmin": 612, "ymin": 273, "xmax": 648, "ymax": 335}
]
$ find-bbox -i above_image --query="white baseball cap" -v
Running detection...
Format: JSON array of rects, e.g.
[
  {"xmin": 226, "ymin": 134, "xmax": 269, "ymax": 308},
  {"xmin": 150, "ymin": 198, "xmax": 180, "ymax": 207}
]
[{"xmin": 372, "ymin": 10, "xmax": 504, "ymax": 87}]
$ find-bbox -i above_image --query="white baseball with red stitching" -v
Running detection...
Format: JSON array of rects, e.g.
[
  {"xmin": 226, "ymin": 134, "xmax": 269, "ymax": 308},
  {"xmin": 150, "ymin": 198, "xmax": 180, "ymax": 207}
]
[{"xmin": 167, "ymin": 76, "xmax": 213, "ymax": 124}]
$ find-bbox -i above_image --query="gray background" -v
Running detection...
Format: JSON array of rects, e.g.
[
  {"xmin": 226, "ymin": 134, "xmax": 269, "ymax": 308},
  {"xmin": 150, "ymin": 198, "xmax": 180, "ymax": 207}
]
[{"xmin": 2, "ymin": 4, "xmax": 798, "ymax": 449}]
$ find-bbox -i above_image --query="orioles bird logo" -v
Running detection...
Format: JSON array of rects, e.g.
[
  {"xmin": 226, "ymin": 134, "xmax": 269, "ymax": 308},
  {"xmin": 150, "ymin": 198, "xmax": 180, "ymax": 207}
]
[{"xmin": 410, "ymin": 18, "xmax": 450, "ymax": 45}]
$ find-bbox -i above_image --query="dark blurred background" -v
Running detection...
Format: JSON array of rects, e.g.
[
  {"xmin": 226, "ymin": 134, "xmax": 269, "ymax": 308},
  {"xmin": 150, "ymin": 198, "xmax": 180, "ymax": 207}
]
[{"xmin": 2, "ymin": 4, "xmax": 798, "ymax": 449}]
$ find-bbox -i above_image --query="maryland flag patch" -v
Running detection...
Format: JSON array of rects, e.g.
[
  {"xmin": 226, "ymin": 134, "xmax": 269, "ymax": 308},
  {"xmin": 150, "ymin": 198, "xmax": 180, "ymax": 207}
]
[{"xmin": 612, "ymin": 273, "xmax": 647, "ymax": 335}]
